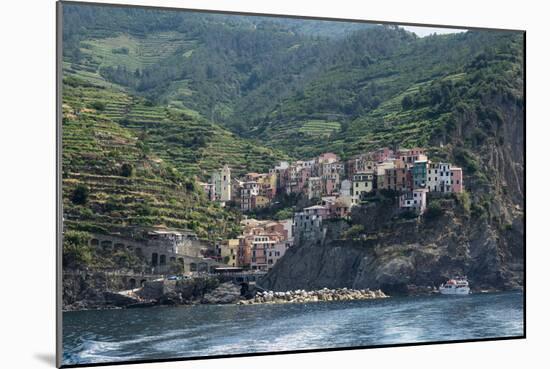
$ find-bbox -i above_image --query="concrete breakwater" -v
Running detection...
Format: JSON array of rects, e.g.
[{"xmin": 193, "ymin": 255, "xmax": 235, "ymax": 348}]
[{"xmin": 238, "ymin": 287, "xmax": 389, "ymax": 305}]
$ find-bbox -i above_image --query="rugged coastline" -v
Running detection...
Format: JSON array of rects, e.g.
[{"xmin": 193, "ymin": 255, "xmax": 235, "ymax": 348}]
[{"xmin": 63, "ymin": 273, "xmax": 389, "ymax": 311}]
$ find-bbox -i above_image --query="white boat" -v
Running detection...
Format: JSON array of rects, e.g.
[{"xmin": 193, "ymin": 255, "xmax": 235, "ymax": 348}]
[{"xmin": 439, "ymin": 276, "xmax": 471, "ymax": 295}]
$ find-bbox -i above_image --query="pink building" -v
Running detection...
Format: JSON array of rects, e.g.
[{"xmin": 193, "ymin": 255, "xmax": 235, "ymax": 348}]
[
  {"xmin": 330, "ymin": 197, "xmax": 352, "ymax": 218},
  {"xmin": 451, "ymin": 167, "xmax": 463, "ymax": 193},
  {"xmin": 322, "ymin": 173, "xmax": 339, "ymax": 195},
  {"xmin": 303, "ymin": 205, "xmax": 331, "ymax": 219},
  {"xmin": 374, "ymin": 147, "xmax": 394, "ymax": 163},
  {"xmin": 266, "ymin": 241, "xmax": 291, "ymax": 269},
  {"xmin": 298, "ymin": 167, "xmax": 312, "ymax": 193},
  {"xmin": 317, "ymin": 152, "xmax": 339, "ymax": 164},
  {"xmin": 397, "ymin": 148, "xmax": 427, "ymax": 167}
]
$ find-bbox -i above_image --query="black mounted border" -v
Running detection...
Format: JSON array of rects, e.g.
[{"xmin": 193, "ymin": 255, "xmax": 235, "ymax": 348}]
[{"xmin": 56, "ymin": 1, "xmax": 527, "ymax": 367}]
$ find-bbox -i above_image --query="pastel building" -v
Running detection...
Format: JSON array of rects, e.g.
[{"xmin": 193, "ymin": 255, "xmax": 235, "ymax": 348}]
[
  {"xmin": 352, "ymin": 170, "xmax": 375, "ymax": 198},
  {"xmin": 257, "ymin": 173, "xmax": 277, "ymax": 199},
  {"xmin": 383, "ymin": 159, "xmax": 409, "ymax": 191},
  {"xmin": 286, "ymin": 162, "xmax": 308, "ymax": 194},
  {"xmin": 331, "ymin": 197, "xmax": 353, "ymax": 218},
  {"xmin": 307, "ymin": 177, "xmax": 323, "ymax": 200},
  {"xmin": 412, "ymin": 159, "xmax": 428, "ymax": 189},
  {"xmin": 298, "ymin": 166, "xmax": 312, "ymax": 193},
  {"xmin": 211, "ymin": 165, "xmax": 232, "ymax": 202},
  {"xmin": 250, "ymin": 235, "xmax": 276, "ymax": 270},
  {"xmin": 240, "ymin": 181, "xmax": 259, "ymax": 211},
  {"xmin": 303, "ymin": 205, "xmax": 331, "ymax": 219},
  {"xmin": 398, "ymin": 148, "xmax": 427, "ymax": 167},
  {"xmin": 427, "ymin": 162, "xmax": 452, "ymax": 193},
  {"xmin": 264, "ymin": 221, "xmax": 288, "ymax": 239},
  {"xmin": 237, "ymin": 236, "xmax": 252, "ymax": 268},
  {"xmin": 293, "ymin": 212, "xmax": 323, "ymax": 244},
  {"xmin": 346, "ymin": 155, "xmax": 375, "ymax": 178},
  {"xmin": 317, "ymin": 152, "xmax": 339, "ymax": 164},
  {"xmin": 216, "ymin": 239, "xmax": 239, "ymax": 266},
  {"xmin": 339, "ymin": 179, "xmax": 359, "ymax": 206},
  {"xmin": 399, "ymin": 189, "xmax": 428, "ymax": 213},
  {"xmin": 270, "ymin": 161, "xmax": 290, "ymax": 190},
  {"xmin": 266, "ymin": 241, "xmax": 291, "ymax": 269},
  {"xmin": 374, "ymin": 147, "xmax": 394, "ymax": 163},
  {"xmin": 340, "ymin": 179, "xmax": 352, "ymax": 196},
  {"xmin": 322, "ymin": 173, "xmax": 340, "ymax": 195},
  {"xmin": 320, "ymin": 161, "xmax": 345, "ymax": 177},
  {"xmin": 451, "ymin": 167, "xmax": 463, "ymax": 193}
]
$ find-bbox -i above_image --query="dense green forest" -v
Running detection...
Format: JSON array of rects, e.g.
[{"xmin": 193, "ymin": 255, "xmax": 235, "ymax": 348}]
[{"xmin": 62, "ymin": 3, "xmax": 524, "ymax": 241}]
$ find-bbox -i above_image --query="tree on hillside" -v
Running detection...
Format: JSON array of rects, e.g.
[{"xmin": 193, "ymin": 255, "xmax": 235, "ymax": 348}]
[
  {"xmin": 120, "ymin": 163, "xmax": 134, "ymax": 177},
  {"xmin": 63, "ymin": 231, "xmax": 92, "ymax": 270},
  {"xmin": 90, "ymin": 101, "xmax": 106, "ymax": 111},
  {"xmin": 71, "ymin": 184, "xmax": 89, "ymax": 205}
]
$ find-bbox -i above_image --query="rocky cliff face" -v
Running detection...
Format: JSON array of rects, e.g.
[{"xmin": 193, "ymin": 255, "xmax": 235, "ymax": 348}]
[
  {"xmin": 62, "ymin": 273, "xmax": 223, "ymax": 310},
  {"xmin": 263, "ymin": 66, "xmax": 525, "ymax": 295},
  {"xmin": 262, "ymin": 194, "xmax": 524, "ymax": 295}
]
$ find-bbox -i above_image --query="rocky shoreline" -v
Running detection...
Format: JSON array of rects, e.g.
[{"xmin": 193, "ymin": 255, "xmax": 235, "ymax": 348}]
[
  {"xmin": 238, "ymin": 287, "xmax": 388, "ymax": 305},
  {"xmin": 63, "ymin": 276, "xmax": 389, "ymax": 311}
]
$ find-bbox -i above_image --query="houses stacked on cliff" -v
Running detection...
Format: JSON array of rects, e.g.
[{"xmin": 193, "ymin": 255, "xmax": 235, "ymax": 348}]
[
  {"xmin": 199, "ymin": 164, "xmax": 232, "ymax": 203},
  {"xmin": 233, "ymin": 218, "xmax": 294, "ymax": 271},
  {"xmin": 204, "ymin": 147, "xmax": 463, "ymax": 247},
  {"xmin": 205, "ymin": 147, "xmax": 463, "ymax": 215}
]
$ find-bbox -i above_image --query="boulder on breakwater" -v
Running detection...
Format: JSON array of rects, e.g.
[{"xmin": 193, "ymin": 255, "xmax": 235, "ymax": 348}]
[
  {"xmin": 237, "ymin": 287, "xmax": 388, "ymax": 305},
  {"xmin": 201, "ymin": 282, "xmax": 242, "ymax": 304}
]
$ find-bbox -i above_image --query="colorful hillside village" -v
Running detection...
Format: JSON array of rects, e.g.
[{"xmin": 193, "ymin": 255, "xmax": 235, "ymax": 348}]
[
  {"xmin": 201, "ymin": 147, "xmax": 463, "ymax": 216},
  {"xmin": 87, "ymin": 147, "xmax": 464, "ymax": 276},
  {"xmin": 195, "ymin": 147, "xmax": 464, "ymax": 271}
]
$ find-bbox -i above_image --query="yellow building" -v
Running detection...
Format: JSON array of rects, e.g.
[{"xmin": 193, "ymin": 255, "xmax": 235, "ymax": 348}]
[
  {"xmin": 352, "ymin": 170, "xmax": 374, "ymax": 198},
  {"xmin": 255, "ymin": 195, "xmax": 270, "ymax": 208},
  {"xmin": 218, "ymin": 239, "xmax": 239, "ymax": 266}
]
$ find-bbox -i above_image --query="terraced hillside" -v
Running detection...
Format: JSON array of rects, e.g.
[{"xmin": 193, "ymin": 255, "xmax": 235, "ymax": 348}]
[
  {"xmin": 62, "ymin": 78, "xmax": 244, "ymax": 240},
  {"xmin": 60, "ymin": 4, "xmax": 524, "ymax": 295},
  {"xmin": 247, "ymin": 31, "xmax": 522, "ymax": 158},
  {"xmin": 62, "ymin": 69, "xmax": 289, "ymax": 180},
  {"xmin": 81, "ymin": 31, "xmax": 195, "ymax": 70}
]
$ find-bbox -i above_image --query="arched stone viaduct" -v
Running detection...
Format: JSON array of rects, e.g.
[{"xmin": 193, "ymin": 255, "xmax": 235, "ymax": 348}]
[{"xmin": 88, "ymin": 234, "xmax": 223, "ymax": 274}]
